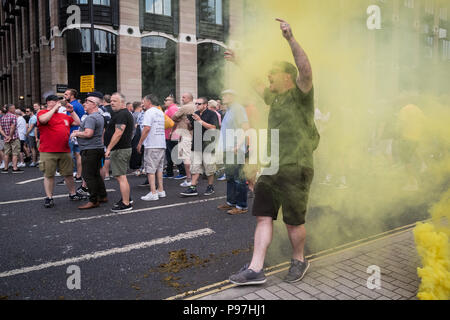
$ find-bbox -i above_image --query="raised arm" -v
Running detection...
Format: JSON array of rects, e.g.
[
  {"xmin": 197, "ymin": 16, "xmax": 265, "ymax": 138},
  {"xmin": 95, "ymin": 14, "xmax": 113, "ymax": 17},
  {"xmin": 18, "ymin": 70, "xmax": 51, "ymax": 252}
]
[{"xmin": 276, "ymin": 18, "xmax": 313, "ymax": 94}]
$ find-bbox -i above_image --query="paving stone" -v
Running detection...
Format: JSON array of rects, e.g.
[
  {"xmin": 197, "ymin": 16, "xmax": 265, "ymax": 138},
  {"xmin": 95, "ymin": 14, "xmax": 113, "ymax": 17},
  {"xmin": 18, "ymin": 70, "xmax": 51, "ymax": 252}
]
[
  {"xmin": 316, "ymin": 277, "xmax": 341, "ymax": 288},
  {"xmin": 295, "ymin": 292, "xmax": 318, "ymax": 300},
  {"xmin": 391, "ymin": 280, "xmax": 419, "ymax": 293},
  {"xmin": 334, "ymin": 285, "xmax": 361, "ymax": 298},
  {"xmin": 277, "ymin": 282, "xmax": 302, "ymax": 295},
  {"xmin": 274, "ymin": 289, "xmax": 298, "ymax": 300},
  {"xmin": 243, "ymin": 293, "xmax": 260, "ymax": 300},
  {"xmin": 265, "ymin": 285, "xmax": 283, "ymax": 294},
  {"xmin": 316, "ymin": 283, "xmax": 339, "ymax": 296},
  {"xmin": 315, "ymin": 268, "xmax": 340, "ymax": 279},
  {"xmin": 301, "ymin": 276, "xmax": 322, "ymax": 287},
  {"xmin": 333, "ymin": 268, "xmax": 358, "ymax": 280},
  {"xmin": 334, "ymin": 277, "xmax": 360, "ymax": 289},
  {"xmin": 354, "ymin": 286, "xmax": 381, "ymax": 299},
  {"xmin": 295, "ymin": 282, "xmax": 321, "ymax": 296},
  {"xmin": 254, "ymin": 289, "xmax": 281, "ymax": 300},
  {"xmin": 394, "ymin": 287, "xmax": 416, "ymax": 299},
  {"xmin": 317, "ymin": 293, "xmax": 336, "ymax": 300},
  {"xmin": 335, "ymin": 293, "xmax": 353, "ymax": 300}
]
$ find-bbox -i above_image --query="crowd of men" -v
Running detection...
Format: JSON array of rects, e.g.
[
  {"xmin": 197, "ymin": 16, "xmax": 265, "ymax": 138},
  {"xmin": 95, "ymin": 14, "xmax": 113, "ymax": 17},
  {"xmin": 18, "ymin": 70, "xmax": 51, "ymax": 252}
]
[{"xmin": 0, "ymin": 88, "xmax": 251, "ymax": 215}]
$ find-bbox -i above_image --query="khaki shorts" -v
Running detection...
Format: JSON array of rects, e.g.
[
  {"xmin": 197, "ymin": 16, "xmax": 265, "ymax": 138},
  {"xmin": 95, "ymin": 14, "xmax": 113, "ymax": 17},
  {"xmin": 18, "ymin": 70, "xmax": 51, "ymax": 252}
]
[
  {"xmin": 39, "ymin": 152, "xmax": 73, "ymax": 178},
  {"xmin": 191, "ymin": 151, "xmax": 216, "ymax": 176},
  {"xmin": 110, "ymin": 148, "xmax": 132, "ymax": 177},
  {"xmin": 4, "ymin": 139, "xmax": 20, "ymax": 156},
  {"xmin": 178, "ymin": 136, "xmax": 192, "ymax": 164},
  {"xmin": 144, "ymin": 148, "xmax": 165, "ymax": 174}
]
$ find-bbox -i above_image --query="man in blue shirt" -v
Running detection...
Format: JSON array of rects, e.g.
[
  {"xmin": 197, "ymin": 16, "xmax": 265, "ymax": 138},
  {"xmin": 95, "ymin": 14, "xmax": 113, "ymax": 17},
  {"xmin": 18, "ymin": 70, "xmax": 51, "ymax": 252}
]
[
  {"xmin": 64, "ymin": 89, "xmax": 86, "ymax": 182},
  {"xmin": 217, "ymin": 90, "xmax": 250, "ymax": 215}
]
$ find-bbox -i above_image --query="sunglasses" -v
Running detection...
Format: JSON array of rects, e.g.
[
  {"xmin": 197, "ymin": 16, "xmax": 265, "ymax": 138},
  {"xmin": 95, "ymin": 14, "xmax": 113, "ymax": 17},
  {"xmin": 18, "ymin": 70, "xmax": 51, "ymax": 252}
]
[{"xmin": 195, "ymin": 102, "xmax": 205, "ymax": 105}]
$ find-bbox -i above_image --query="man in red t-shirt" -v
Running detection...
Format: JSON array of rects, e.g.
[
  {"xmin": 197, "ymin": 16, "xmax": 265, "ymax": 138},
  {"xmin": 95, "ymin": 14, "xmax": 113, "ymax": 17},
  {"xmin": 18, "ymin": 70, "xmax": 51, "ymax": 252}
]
[{"xmin": 37, "ymin": 95, "xmax": 82, "ymax": 208}]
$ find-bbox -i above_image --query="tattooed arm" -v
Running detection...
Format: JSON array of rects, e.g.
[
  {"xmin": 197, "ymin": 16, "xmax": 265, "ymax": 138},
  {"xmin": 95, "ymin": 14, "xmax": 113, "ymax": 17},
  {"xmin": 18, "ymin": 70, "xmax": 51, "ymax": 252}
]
[{"xmin": 276, "ymin": 18, "xmax": 313, "ymax": 94}]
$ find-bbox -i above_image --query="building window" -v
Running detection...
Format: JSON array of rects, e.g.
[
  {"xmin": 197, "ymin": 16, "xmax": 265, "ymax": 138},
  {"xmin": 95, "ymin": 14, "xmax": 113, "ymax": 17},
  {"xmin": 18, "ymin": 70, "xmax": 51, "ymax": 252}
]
[
  {"xmin": 141, "ymin": 36, "xmax": 176, "ymax": 99},
  {"xmin": 200, "ymin": 0, "xmax": 223, "ymax": 25},
  {"xmin": 197, "ymin": 43, "xmax": 226, "ymax": 98},
  {"xmin": 76, "ymin": 0, "xmax": 111, "ymax": 5},
  {"xmin": 145, "ymin": 0, "xmax": 172, "ymax": 16}
]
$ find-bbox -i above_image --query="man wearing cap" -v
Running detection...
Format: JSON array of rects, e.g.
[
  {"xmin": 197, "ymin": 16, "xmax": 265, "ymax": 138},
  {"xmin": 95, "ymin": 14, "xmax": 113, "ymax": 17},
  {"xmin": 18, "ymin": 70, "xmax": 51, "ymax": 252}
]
[
  {"xmin": 70, "ymin": 92, "xmax": 107, "ymax": 209},
  {"xmin": 226, "ymin": 19, "xmax": 320, "ymax": 285},
  {"xmin": 37, "ymin": 95, "xmax": 82, "ymax": 208}
]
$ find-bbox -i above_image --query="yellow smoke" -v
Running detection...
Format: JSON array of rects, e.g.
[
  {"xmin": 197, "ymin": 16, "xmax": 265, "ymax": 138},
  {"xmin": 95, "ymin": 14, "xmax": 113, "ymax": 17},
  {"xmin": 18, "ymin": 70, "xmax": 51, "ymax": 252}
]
[
  {"xmin": 413, "ymin": 190, "xmax": 450, "ymax": 300},
  {"xmin": 224, "ymin": 0, "xmax": 450, "ymax": 292}
]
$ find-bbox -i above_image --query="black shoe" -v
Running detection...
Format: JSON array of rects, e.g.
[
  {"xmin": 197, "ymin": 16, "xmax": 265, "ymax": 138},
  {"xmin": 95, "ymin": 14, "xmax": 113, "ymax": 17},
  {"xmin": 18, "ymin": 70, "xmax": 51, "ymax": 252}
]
[
  {"xmin": 1, "ymin": 169, "xmax": 8, "ymax": 174},
  {"xmin": 44, "ymin": 197, "xmax": 54, "ymax": 208},
  {"xmin": 113, "ymin": 198, "xmax": 134, "ymax": 208},
  {"xmin": 56, "ymin": 179, "xmax": 65, "ymax": 186},
  {"xmin": 12, "ymin": 168, "xmax": 24, "ymax": 174},
  {"xmin": 111, "ymin": 200, "xmax": 133, "ymax": 213},
  {"xmin": 74, "ymin": 177, "xmax": 83, "ymax": 183},
  {"xmin": 76, "ymin": 186, "xmax": 89, "ymax": 199},
  {"xmin": 180, "ymin": 186, "xmax": 199, "ymax": 197},
  {"xmin": 204, "ymin": 185, "xmax": 215, "ymax": 196},
  {"xmin": 69, "ymin": 193, "xmax": 84, "ymax": 201}
]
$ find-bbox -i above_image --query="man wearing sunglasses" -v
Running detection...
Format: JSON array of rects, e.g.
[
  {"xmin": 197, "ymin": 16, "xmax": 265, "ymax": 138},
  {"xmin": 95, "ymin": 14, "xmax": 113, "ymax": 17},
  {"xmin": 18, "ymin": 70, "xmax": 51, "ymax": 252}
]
[
  {"xmin": 180, "ymin": 98, "xmax": 219, "ymax": 197},
  {"xmin": 227, "ymin": 19, "xmax": 320, "ymax": 285},
  {"xmin": 70, "ymin": 92, "xmax": 108, "ymax": 209}
]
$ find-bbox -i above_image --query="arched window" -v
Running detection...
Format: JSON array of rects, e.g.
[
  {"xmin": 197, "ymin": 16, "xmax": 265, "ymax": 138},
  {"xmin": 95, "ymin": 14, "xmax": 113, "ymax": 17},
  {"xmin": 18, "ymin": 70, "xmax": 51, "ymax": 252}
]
[
  {"xmin": 141, "ymin": 36, "xmax": 177, "ymax": 100},
  {"xmin": 197, "ymin": 42, "xmax": 226, "ymax": 99}
]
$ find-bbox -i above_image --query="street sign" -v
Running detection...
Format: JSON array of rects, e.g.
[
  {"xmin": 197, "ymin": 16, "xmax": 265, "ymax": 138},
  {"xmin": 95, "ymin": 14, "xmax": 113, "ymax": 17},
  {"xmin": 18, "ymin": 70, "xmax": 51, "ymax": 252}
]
[
  {"xmin": 80, "ymin": 75, "xmax": 95, "ymax": 93},
  {"xmin": 56, "ymin": 84, "xmax": 68, "ymax": 93}
]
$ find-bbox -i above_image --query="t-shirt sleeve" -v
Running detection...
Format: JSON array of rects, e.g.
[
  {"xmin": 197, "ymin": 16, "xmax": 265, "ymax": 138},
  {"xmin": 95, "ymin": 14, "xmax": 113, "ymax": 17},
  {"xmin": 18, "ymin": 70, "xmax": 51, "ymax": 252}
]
[
  {"xmin": 143, "ymin": 110, "xmax": 152, "ymax": 127},
  {"xmin": 83, "ymin": 116, "xmax": 96, "ymax": 130},
  {"xmin": 115, "ymin": 111, "xmax": 129, "ymax": 126},
  {"xmin": 208, "ymin": 111, "xmax": 219, "ymax": 129},
  {"xmin": 294, "ymin": 86, "xmax": 314, "ymax": 107}
]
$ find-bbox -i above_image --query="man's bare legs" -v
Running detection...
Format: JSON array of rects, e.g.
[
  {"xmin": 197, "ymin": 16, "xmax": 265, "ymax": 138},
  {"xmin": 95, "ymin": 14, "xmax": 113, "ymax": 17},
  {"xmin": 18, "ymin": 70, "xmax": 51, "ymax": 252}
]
[
  {"xmin": 286, "ymin": 224, "xmax": 306, "ymax": 262},
  {"xmin": 247, "ymin": 219, "xmax": 306, "ymax": 272},
  {"xmin": 115, "ymin": 175, "xmax": 130, "ymax": 205},
  {"xmin": 44, "ymin": 175, "xmax": 76, "ymax": 198},
  {"xmin": 248, "ymin": 216, "xmax": 273, "ymax": 272}
]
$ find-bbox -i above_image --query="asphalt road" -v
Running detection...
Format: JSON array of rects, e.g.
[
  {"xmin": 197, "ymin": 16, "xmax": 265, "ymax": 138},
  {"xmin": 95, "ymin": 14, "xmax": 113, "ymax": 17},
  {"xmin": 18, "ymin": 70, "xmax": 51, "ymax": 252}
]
[{"xmin": 0, "ymin": 166, "xmax": 430, "ymax": 300}]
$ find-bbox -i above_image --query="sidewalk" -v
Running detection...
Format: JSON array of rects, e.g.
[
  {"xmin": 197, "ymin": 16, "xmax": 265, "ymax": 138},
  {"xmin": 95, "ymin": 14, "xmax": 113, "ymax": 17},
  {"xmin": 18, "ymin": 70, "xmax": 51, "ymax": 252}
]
[{"xmin": 195, "ymin": 227, "xmax": 421, "ymax": 300}]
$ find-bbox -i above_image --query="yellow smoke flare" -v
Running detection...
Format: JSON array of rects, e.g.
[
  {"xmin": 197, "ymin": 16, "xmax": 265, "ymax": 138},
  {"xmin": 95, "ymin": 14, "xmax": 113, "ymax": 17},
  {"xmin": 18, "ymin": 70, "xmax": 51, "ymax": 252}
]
[{"xmin": 414, "ymin": 190, "xmax": 450, "ymax": 300}]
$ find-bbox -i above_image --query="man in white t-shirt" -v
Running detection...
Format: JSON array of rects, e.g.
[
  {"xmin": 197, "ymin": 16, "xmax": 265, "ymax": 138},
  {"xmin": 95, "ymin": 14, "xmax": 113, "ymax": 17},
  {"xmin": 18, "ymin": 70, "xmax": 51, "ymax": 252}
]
[
  {"xmin": 15, "ymin": 109, "xmax": 28, "ymax": 168},
  {"xmin": 137, "ymin": 94, "xmax": 167, "ymax": 201}
]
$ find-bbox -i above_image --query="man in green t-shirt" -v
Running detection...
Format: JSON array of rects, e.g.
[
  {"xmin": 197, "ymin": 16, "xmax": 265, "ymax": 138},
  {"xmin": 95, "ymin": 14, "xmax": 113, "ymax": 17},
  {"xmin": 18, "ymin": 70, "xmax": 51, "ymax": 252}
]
[{"xmin": 227, "ymin": 18, "xmax": 320, "ymax": 285}]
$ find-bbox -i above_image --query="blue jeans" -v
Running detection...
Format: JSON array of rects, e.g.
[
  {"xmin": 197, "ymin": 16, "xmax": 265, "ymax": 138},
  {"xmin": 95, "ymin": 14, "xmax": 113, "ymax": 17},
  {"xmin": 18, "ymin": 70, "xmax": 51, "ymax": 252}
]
[{"xmin": 225, "ymin": 164, "xmax": 248, "ymax": 210}]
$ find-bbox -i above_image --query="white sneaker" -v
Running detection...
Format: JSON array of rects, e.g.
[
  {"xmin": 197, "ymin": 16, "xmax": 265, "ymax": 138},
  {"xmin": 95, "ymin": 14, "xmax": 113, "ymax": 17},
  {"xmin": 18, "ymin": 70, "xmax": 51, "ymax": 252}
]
[
  {"xmin": 180, "ymin": 180, "xmax": 192, "ymax": 187},
  {"xmin": 158, "ymin": 191, "xmax": 167, "ymax": 198},
  {"xmin": 55, "ymin": 171, "xmax": 61, "ymax": 177},
  {"xmin": 0, "ymin": 162, "xmax": 4, "ymax": 169},
  {"xmin": 18, "ymin": 162, "xmax": 26, "ymax": 168},
  {"xmin": 141, "ymin": 192, "xmax": 159, "ymax": 201},
  {"xmin": 29, "ymin": 162, "xmax": 36, "ymax": 167}
]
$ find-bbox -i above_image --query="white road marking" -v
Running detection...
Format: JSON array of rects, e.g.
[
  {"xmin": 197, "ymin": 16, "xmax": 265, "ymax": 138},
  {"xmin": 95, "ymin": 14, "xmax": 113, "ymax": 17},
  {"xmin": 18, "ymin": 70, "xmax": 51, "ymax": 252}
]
[
  {"xmin": 59, "ymin": 196, "xmax": 227, "ymax": 224},
  {"xmin": 0, "ymin": 189, "xmax": 116, "ymax": 205},
  {"xmin": 16, "ymin": 177, "xmax": 45, "ymax": 184},
  {"xmin": 0, "ymin": 228, "xmax": 215, "ymax": 279}
]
